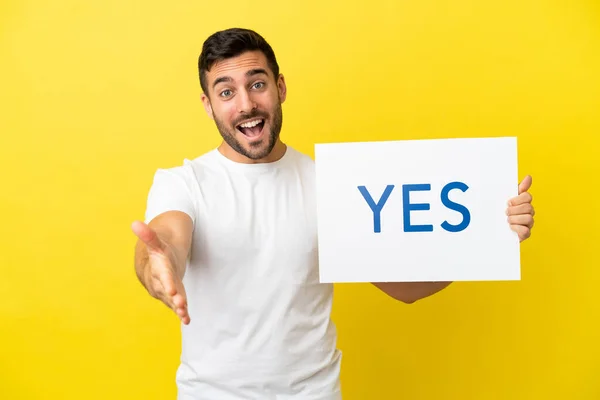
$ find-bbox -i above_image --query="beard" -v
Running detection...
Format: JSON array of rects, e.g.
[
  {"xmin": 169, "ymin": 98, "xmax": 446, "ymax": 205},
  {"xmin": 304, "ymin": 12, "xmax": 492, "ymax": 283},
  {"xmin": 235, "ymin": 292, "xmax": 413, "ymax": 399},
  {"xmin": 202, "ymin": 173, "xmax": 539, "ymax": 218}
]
[{"xmin": 213, "ymin": 101, "xmax": 283, "ymax": 161}]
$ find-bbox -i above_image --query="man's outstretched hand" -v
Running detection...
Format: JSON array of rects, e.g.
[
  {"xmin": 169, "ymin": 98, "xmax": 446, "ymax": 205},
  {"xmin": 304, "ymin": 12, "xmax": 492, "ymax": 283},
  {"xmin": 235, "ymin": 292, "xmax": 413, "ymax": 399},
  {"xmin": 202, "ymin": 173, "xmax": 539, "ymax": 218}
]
[
  {"xmin": 506, "ymin": 175, "xmax": 535, "ymax": 242},
  {"xmin": 132, "ymin": 220, "xmax": 190, "ymax": 325}
]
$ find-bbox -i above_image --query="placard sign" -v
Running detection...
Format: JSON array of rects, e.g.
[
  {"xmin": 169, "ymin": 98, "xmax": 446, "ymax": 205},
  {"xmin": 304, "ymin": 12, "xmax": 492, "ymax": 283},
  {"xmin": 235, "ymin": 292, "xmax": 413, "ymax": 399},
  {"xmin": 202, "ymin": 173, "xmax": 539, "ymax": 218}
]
[{"xmin": 314, "ymin": 137, "xmax": 520, "ymax": 283}]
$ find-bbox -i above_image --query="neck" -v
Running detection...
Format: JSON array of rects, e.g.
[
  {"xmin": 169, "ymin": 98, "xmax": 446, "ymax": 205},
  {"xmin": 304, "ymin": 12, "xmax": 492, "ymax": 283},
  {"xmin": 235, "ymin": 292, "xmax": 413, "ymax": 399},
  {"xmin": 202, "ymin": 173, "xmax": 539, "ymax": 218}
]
[{"xmin": 218, "ymin": 139, "xmax": 287, "ymax": 164}]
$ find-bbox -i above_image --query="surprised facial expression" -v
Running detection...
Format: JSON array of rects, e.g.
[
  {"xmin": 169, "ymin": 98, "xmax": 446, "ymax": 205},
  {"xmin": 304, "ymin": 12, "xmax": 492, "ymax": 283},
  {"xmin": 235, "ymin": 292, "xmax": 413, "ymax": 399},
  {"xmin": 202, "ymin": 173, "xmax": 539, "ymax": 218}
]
[{"xmin": 201, "ymin": 51, "xmax": 287, "ymax": 162}]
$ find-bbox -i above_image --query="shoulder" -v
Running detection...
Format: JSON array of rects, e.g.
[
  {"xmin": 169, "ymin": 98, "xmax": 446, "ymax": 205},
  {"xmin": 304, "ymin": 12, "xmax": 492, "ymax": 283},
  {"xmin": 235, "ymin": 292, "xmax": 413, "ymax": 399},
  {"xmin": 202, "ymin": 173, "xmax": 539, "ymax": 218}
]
[{"xmin": 151, "ymin": 149, "xmax": 220, "ymax": 187}]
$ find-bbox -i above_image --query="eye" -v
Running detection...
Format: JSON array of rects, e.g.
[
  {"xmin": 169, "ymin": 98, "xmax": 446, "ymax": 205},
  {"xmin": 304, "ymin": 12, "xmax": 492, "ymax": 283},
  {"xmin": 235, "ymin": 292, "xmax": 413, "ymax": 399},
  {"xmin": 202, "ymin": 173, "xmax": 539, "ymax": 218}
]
[
  {"xmin": 252, "ymin": 82, "xmax": 265, "ymax": 90},
  {"xmin": 219, "ymin": 89, "xmax": 233, "ymax": 98}
]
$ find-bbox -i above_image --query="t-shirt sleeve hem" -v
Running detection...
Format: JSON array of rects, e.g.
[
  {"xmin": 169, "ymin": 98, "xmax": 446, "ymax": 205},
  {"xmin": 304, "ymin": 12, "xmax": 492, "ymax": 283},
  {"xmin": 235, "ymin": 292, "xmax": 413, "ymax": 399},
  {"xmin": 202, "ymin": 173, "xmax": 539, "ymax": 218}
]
[{"xmin": 143, "ymin": 166, "xmax": 197, "ymax": 226}]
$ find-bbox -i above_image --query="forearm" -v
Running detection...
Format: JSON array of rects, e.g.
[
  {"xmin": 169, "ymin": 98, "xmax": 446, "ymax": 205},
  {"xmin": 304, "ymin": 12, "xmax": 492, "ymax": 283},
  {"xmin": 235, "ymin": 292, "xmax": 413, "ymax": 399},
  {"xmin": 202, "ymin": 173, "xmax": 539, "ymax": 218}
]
[{"xmin": 372, "ymin": 281, "xmax": 452, "ymax": 304}]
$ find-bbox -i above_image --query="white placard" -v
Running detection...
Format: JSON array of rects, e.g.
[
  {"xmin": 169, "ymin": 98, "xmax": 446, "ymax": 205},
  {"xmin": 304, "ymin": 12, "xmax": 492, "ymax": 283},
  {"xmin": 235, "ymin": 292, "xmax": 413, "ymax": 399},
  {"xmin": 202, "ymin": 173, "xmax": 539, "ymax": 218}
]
[{"xmin": 314, "ymin": 137, "xmax": 520, "ymax": 283}]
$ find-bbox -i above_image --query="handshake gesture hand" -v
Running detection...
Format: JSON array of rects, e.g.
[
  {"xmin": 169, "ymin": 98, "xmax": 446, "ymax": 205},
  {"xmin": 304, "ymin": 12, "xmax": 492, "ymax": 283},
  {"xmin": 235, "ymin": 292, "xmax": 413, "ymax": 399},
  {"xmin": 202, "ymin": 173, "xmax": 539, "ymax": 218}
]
[{"xmin": 132, "ymin": 221, "xmax": 190, "ymax": 325}]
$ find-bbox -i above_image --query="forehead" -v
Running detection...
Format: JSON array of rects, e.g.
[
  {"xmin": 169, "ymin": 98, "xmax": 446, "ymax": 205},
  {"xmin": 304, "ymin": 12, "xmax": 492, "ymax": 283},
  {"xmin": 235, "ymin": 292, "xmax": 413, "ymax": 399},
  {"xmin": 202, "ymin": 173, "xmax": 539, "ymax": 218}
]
[{"xmin": 207, "ymin": 51, "xmax": 271, "ymax": 84}]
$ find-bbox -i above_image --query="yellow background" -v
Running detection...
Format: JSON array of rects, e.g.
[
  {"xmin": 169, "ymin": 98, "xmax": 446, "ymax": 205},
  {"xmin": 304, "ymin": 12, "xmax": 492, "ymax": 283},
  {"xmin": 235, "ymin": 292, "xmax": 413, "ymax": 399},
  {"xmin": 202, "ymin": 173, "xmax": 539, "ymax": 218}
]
[{"xmin": 1, "ymin": 0, "xmax": 599, "ymax": 399}]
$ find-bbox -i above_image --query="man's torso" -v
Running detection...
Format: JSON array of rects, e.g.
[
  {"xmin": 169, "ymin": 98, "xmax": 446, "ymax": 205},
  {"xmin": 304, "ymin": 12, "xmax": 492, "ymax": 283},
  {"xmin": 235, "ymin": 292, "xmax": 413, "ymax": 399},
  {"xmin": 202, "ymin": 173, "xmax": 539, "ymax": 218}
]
[{"xmin": 167, "ymin": 147, "xmax": 341, "ymax": 399}]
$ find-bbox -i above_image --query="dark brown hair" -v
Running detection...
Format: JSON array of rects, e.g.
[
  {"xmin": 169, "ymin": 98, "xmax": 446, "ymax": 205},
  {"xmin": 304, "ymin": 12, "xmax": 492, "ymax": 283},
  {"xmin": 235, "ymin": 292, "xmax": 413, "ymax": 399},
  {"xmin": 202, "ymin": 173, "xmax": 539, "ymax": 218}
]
[{"xmin": 198, "ymin": 28, "xmax": 280, "ymax": 94}]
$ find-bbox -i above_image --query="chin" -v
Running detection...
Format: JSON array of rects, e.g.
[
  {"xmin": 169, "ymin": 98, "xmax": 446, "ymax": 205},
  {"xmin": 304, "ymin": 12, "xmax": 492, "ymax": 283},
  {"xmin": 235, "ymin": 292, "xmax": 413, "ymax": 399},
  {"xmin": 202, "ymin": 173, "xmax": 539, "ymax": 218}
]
[{"xmin": 246, "ymin": 142, "xmax": 275, "ymax": 160}]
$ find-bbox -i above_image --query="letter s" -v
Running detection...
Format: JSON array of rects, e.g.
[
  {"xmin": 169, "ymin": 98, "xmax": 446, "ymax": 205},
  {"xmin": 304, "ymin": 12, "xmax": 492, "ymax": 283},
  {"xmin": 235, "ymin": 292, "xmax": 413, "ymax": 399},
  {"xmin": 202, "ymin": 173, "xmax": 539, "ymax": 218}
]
[{"xmin": 440, "ymin": 181, "xmax": 471, "ymax": 232}]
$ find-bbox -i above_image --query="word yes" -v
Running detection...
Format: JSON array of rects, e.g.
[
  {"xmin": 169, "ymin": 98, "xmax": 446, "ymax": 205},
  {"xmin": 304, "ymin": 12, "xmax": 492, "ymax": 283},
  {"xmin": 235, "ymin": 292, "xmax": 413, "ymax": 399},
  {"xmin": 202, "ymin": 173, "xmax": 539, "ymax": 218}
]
[{"xmin": 357, "ymin": 182, "xmax": 471, "ymax": 233}]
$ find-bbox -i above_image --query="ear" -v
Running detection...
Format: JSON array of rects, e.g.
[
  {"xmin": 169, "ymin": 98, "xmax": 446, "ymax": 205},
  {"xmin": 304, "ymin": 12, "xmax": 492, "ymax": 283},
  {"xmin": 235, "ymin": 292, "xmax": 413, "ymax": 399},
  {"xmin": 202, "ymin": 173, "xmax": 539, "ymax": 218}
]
[
  {"xmin": 201, "ymin": 93, "xmax": 214, "ymax": 119},
  {"xmin": 277, "ymin": 74, "xmax": 287, "ymax": 104}
]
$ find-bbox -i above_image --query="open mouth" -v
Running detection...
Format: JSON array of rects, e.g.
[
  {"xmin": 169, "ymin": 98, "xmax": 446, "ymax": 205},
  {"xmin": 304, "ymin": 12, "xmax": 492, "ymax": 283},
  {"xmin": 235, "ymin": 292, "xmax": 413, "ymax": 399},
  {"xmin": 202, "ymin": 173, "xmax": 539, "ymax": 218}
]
[{"xmin": 236, "ymin": 118, "xmax": 265, "ymax": 140}]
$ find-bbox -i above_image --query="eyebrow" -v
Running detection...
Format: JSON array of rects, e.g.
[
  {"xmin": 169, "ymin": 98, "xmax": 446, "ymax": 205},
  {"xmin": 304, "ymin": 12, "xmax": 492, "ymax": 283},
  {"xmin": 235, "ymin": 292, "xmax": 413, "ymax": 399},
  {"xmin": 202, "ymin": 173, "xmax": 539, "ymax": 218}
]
[
  {"xmin": 212, "ymin": 68, "xmax": 269, "ymax": 89},
  {"xmin": 246, "ymin": 68, "xmax": 268, "ymax": 78}
]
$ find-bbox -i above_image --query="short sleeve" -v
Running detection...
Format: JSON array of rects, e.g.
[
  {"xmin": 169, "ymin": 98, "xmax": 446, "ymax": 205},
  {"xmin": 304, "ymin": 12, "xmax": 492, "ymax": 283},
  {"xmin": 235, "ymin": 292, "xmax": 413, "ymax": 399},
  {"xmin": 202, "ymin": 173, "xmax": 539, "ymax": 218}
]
[{"xmin": 144, "ymin": 166, "xmax": 197, "ymax": 225}]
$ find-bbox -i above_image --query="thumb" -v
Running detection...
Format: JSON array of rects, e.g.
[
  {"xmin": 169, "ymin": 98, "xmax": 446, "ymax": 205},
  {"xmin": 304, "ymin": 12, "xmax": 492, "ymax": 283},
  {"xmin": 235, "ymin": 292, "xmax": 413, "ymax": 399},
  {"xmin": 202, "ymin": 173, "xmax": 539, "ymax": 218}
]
[
  {"xmin": 131, "ymin": 220, "xmax": 164, "ymax": 252},
  {"xmin": 518, "ymin": 175, "xmax": 532, "ymax": 194}
]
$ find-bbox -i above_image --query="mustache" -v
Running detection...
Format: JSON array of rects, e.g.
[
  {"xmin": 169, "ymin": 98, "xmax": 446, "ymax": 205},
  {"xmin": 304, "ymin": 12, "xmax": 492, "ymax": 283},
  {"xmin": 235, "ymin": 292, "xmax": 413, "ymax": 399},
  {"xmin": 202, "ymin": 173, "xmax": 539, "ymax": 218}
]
[{"xmin": 233, "ymin": 110, "xmax": 269, "ymax": 126}]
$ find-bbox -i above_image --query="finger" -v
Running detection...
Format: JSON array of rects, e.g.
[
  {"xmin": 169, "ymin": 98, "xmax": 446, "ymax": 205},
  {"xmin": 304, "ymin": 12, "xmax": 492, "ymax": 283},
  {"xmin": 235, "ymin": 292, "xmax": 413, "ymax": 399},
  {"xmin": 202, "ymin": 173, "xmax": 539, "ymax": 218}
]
[
  {"xmin": 180, "ymin": 313, "xmax": 191, "ymax": 325},
  {"xmin": 172, "ymin": 282, "xmax": 189, "ymax": 311},
  {"xmin": 157, "ymin": 268, "xmax": 178, "ymax": 298},
  {"xmin": 518, "ymin": 175, "xmax": 532, "ymax": 194},
  {"xmin": 174, "ymin": 301, "xmax": 189, "ymax": 318},
  {"xmin": 159, "ymin": 270, "xmax": 189, "ymax": 320},
  {"xmin": 175, "ymin": 275, "xmax": 187, "ymax": 303},
  {"xmin": 175, "ymin": 306, "xmax": 188, "ymax": 318},
  {"xmin": 510, "ymin": 224, "xmax": 531, "ymax": 242},
  {"xmin": 506, "ymin": 203, "xmax": 534, "ymax": 216},
  {"xmin": 131, "ymin": 220, "xmax": 164, "ymax": 252},
  {"xmin": 173, "ymin": 294, "xmax": 190, "ymax": 324},
  {"xmin": 149, "ymin": 265, "xmax": 175, "ymax": 303},
  {"xmin": 172, "ymin": 293, "xmax": 186, "ymax": 310},
  {"xmin": 508, "ymin": 214, "xmax": 534, "ymax": 228},
  {"xmin": 172, "ymin": 279, "xmax": 190, "ymax": 324},
  {"xmin": 155, "ymin": 277, "xmax": 178, "ymax": 312},
  {"xmin": 179, "ymin": 309, "xmax": 190, "ymax": 325},
  {"xmin": 150, "ymin": 272, "xmax": 189, "ymax": 323},
  {"xmin": 508, "ymin": 191, "xmax": 533, "ymax": 206}
]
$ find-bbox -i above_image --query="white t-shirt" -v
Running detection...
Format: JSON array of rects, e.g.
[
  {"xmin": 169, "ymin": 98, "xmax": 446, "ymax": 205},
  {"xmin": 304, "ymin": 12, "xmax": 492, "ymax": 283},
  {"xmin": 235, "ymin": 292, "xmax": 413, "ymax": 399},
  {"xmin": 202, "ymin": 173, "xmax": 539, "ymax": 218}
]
[{"xmin": 144, "ymin": 146, "xmax": 342, "ymax": 400}]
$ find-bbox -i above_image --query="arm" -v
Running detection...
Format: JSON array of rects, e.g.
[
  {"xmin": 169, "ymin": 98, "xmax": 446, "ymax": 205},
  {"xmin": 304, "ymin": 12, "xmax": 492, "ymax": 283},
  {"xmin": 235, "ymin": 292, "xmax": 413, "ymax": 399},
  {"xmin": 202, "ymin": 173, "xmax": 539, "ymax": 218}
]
[
  {"xmin": 372, "ymin": 282, "xmax": 452, "ymax": 304},
  {"xmin": 132, "ymin": 210, "xmax": 194, "ymax": 324}
]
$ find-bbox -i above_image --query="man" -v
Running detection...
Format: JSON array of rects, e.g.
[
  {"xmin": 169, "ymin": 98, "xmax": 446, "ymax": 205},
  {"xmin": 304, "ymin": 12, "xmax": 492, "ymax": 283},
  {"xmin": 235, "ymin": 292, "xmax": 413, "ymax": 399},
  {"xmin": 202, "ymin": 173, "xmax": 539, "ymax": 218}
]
[{"xmin": 131, "ymin": 28, "xmax": 535, "ymax": 399}]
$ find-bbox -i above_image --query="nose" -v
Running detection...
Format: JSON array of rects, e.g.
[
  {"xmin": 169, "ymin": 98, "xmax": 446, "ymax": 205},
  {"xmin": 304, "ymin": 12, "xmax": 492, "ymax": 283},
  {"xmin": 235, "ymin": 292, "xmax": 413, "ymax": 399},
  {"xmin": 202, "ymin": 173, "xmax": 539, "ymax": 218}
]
[{"xmin": 236, "ymin": 89, "xmax": 257, "ymax": 114}]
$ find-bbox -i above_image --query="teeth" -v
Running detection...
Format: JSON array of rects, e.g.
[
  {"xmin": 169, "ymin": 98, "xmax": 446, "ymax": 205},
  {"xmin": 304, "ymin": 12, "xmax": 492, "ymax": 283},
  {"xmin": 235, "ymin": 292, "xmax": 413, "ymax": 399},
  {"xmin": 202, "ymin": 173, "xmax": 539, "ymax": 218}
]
[{"xmin": 239, "ymin": 119, "xmax": 262, "ymax": 128}]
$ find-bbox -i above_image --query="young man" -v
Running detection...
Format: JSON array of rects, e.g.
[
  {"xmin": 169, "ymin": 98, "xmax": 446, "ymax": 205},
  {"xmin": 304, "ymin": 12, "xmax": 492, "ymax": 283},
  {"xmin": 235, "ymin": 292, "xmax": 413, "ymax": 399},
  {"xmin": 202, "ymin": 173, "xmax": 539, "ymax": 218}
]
[{"xmin": 131, "ymin": 28, "xmax": 535, "ymax": 400}]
